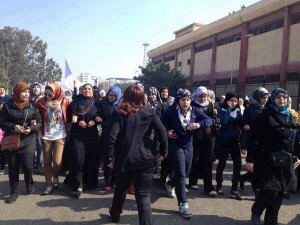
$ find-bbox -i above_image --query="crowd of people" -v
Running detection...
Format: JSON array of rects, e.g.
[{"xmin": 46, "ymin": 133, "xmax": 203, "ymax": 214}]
[{"xmin": 0, "ymin": 81, "xmax": 299, "ymax": 225}]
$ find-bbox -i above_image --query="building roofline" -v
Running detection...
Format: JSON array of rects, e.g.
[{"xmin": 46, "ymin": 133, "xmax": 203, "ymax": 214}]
[
  {"xmin": 148, "ymin": 0, "xmax": 299, "ymax": 59},
  {"xmin": 173, "ymin": 23, "xmax": 204, "ymax": 34}
]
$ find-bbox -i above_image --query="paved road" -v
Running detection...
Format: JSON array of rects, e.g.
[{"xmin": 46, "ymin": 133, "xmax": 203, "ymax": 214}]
[{"xmin": 0, "ymin": 160, "xmax": 299, "ymax": 225}]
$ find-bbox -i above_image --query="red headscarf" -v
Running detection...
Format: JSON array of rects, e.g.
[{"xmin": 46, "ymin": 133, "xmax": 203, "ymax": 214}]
[
  {"xmin": 12, "ymin": 82, "xmax": 30, "ymax": 109},
  {"xmin": 45, "ymin": 82, "xmax": 63, "ymax": 101}
]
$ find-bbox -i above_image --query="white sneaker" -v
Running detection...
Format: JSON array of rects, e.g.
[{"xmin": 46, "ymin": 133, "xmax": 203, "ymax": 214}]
[
  {"xmin": 153, "ymin": 173, "xmax": 161, "ymax": 180},
  {"xmin": 179, "ymin": 202, "xmax": 192, "ymax": 218},
  {"xmin": 165, "ymin": 183, "xmax": 176, "ymax": 199},
  {"xmin": 190, "ymin": 185, "xmax": 198, "ymax": 190},
  {"xmin": 0, "ymin": 169, "xmax": 5, "ymax": 175},
  {"xmin": 208, "ymin": 190, "xmax": 218, "ymax": 196}
]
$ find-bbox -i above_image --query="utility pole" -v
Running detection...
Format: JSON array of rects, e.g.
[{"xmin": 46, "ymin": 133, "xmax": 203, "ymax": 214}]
[{"xmin": 143, "ymin": 43, "xmax": 149, "ymax": 67}]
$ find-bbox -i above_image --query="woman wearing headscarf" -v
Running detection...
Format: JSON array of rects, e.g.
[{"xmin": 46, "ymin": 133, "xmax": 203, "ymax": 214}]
[
  {"xmin": 246, "ymin": 88, "xmax": 300, "ymax": 225},
  {"xmin": 30, "ymin": 82, "xmax": 43, "ymax": 103},
  {"xmin": 0, "ymin": 82, "xmax": 41, "ymax": 204},
  {"xmin": 160, "ymin": 87, "xmax": 174, "ymax": 109},
  {"xmin": 97, "ymin": 86, "xmax": 121, "ymax": 191},
  {"xmin": 30, "ymin": 82, "xmax": 44, "ymax": 174},
  {"xmin": 215, "ymin": 91, "xmax": 243, "ymax": 200},
  {"xmin": 148, "ymin": 87, "xmax": 165, "ymax": 180},
  {"xmin": 65, "ymin": 83, "xmax": 101, "ymax": 198},
  {"xmin": 240, "ymin": 87, "xmax": 269, "ymax": 191},
  {"xmin": 35, "ymin": 82, "xmax": 70, "ymax": 195},
  {"xmin": 188, "ymin": 86, "xmax": 217, "ymax": 196},
  {"xmin": 107, "ymin": 85, "xmax": 167, "ymax": 225},
  {"xmin": 162, "ymin": 89, "xmax": 212, "ymax": 218}
]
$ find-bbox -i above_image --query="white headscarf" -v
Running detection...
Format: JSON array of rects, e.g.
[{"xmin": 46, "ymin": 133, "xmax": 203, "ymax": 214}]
[{"xmin": 192, "ymin": 86, "xmax": 209, "ymax": 106}]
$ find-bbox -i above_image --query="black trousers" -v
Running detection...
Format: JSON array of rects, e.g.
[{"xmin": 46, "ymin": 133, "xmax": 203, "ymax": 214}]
[
  {"xmin": 68, "ymin": 137, "xmax": 99, "ymax": 190},
  {"xmin": 216, "ymin": 149, "xmax": 241, "ymax": 191},
  {"xmin": 110, "ymin": 167, "xmax": 155, "ymax": 225},
  {"xmin": 189, "ymin": 138, "xmax": 214, "ymax": 192},
  {"xmin": 0, "ymin": 151, "xmax": 6, "ymax": 170},
  {"xmin": 252, "ymin": 190, "xmax": 283, "ymax": 225},
  {"xmin": 5, "ymin": 151, "xmax": 34, "ymax": 194},
  {"xmin": 101, "ymin": 131, "xmax": 115, "ymax": 186}
]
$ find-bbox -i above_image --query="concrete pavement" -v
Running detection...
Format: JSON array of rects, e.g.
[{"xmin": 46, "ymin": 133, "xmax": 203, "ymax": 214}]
[{"xmin": 0, "ymin": 160, "xmax": 299, "ymax": 225}]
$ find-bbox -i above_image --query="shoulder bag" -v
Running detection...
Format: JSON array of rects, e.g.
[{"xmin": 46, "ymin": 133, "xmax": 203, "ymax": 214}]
[{"xmin": 0, "ymin": 108, "xmax": 29, "ymax": 151}]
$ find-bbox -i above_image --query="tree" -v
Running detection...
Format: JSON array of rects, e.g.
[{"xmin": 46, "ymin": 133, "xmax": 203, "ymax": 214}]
[
  {"xmin": 114, "ymin": 82, "xmax": 135, "ymax": 92},
  {"xmin": 134, "ymin": 62, "xmax": 188, "ymax": 96},
  {"xmin": 0, "ymin": 27, "xmax": 62, "ymax": 90}
]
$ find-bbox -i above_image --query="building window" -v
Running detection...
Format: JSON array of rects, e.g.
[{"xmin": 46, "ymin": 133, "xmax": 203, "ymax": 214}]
[
  {"xmin": 195, "ymin": 43, "xmax": 213, "ymax": 53},
  {"xmin": 164, "ymin": 55, "xmax": 175, "ymax": 62},
  {"xmin": 178, "ymin": 61, "xmax": 182, "ymax": 67},
  {"xmin": 245, "ymin": 76, "xmax": 264, "ymax": 84},
  {"xmin": 265, "ymin": 74, "xmax": 280, "ymax": 83},
  {"xmin": 153, "ymin": 59, "xmax": 162, "ymax": 65},
  {"xmin": 292, "ymin": 14, "xmax": 300, "ymax": 25},
  {"xmin": 217, "ymin": 33, "xmax": 241, "ymax": 47},
  {"xmin": 216, "ymin": 78, "xmax": 237, "ymax": 85},
  {"xmin": 193, "ymin": 80, "xmax": 210, "ymax": 87},
  {"xmin": 249, "ymin": 19, "xmax": 284, "ymax": 36},
  {"xmin": 287, "ymin": 73, "xmax": 300, "ymax": 81},
  {"xmin": 187, "ymin": 59, "xmax": 191, "ymax": 65}
]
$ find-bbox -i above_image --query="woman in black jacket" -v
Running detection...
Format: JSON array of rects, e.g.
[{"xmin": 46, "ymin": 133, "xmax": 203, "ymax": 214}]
[
  {"xmin": 65, "ymin": 83, "xmax": 101, "ymax": 198},
  {"xmin": 0, "ymin": 82, "xmax": 42, "ymax": 204},
  {"xmin": 108, "ymin": 85, "xmax": 168, "ymax": 225},
  {"xmin": 246, "ymin": 88, "xmax": 300, "ymax": 225},
  {"xmin": 97, "ymin": 85, "xmax": 121, "ymax": 191},
  {"xmin": 188, "ymin": 86, "xmax": 217, "ymax": 196},
  {"xmin": 240, "ymin": 87, "xmax": 269, "ymax": 191}
]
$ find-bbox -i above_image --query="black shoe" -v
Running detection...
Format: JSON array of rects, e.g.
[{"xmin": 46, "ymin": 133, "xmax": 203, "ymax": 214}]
[
  {"xmin": 6, "ymin": 193, "xmax": 19, "ymax": 204},
  {"xmin": 230, "ymin": 190, "xmax": 243, "ymax": 201},
  {"xmin": 109, "ymin": 209, "xmax": 120, "ymax": 222},
  {"xmin": 251, "ymin": 213, "xmax": 261, "ymax": 225},
  {"xmin": 26, "ymin": 185, "xmax": 35, "ymax": 195},
  {"xmin": 71, "ymin": 188, "xmax": 82, "ymax": 199},
  {"xmin": 216, "ymin": 187, "xmax": 225, "ymax": 196},
  {"xmin": 283, "ymin": 192, "xmax": 291, "ymax": 199}
]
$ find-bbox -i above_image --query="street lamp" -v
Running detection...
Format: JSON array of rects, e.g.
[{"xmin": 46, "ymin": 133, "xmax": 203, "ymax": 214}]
[{"xmin": 230, "ymin": 33, "xmax": 253, "ymax": 90}]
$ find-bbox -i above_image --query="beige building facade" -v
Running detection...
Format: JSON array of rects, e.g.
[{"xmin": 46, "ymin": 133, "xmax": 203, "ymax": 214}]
[{"xmin": 148, "ymin": 0, "xmax": 300, "ymax": 109}]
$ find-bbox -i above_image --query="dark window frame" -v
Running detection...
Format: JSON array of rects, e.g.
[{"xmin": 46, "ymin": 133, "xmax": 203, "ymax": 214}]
[{"xmin": 249, "ymin": 19, "xmax": 284, "ymax": 36}]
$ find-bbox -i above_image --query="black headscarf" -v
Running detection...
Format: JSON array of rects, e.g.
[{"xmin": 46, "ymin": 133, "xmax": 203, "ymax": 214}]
[
  {"xmin": 71, "ymin": 84, "xmax": 95, "ymax": 115},
  {"xmin": 221, "ymin": 91, "xmax": 239, "ymax": 109}
]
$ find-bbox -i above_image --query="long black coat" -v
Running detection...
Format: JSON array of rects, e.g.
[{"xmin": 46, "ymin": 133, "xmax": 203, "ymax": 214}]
[
  {"xmin": 0, "ymin": 99, "xmax": 42, "ymax": 154},
  {"xmin": 107, "ymin": 107, "xmax": 168, "ymax": 172},
  {"xmin": 248, "ymin": 107, "xmax": 300, "ymax": 192}
]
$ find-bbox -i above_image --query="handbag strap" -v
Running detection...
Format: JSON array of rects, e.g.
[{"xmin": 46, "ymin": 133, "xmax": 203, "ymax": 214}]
[{"xmin": 22, "ymin": 109, "xmax": 29, "ymax": 128}]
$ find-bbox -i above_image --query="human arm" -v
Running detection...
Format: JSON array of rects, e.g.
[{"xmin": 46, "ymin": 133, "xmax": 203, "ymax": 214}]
[
  {"xmin": 152, "ymin": 114, "xmax": 168, "ymax": 158},
  {"xmin": 107, "ymin": 111, "xmax": 122, "ymax": 158}
]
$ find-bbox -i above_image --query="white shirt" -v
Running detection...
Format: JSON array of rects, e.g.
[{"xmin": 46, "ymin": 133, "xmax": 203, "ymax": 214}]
[{"xmin": 40, "ymin": 105, "xmax": 67, "ymax": 140}]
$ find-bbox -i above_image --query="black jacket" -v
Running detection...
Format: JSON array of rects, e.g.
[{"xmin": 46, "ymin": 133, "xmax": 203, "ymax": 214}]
[
  {"xmin": 0, "ymin": 99, "xmax": 42, "ymax": 154},
  {"xmin": 97, "ymin": 98, "xmax": 114, "ymax": 130},
  {"xmin": 191, "ymin": 101, "xmax": 214, "ymax": 140},
  {"xmin": 240, "ymin": 102, "xmax": 264, "ymax": 149},
  {"xmin": 66, "ymin": 100, "xmax": 100, "ymax": 140},
  {"xmin": 248, "ymin": 107, "xmax": 300, "ymax": 192},
  {"xmin": 107, "ymin": 107, "xmax": 168, "ymax": 172}
]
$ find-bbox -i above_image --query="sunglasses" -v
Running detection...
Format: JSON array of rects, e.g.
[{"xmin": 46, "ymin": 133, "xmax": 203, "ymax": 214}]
[
  {"xmin": 44, "ymin": 93, "xmax": 54, "ymax": 98},
  {"xmin": 275, "ymin": 94, "xmax": 288, "ymax": 99},
  {"xmin": 108, "ymin": 93, "xmax": 116, "ymax": 97}
]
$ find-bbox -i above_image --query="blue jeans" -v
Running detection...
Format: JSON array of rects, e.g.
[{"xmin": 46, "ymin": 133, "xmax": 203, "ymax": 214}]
[{"xmin": 167, "ymin": 144, "xmax": 193, "ymax": 205}]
